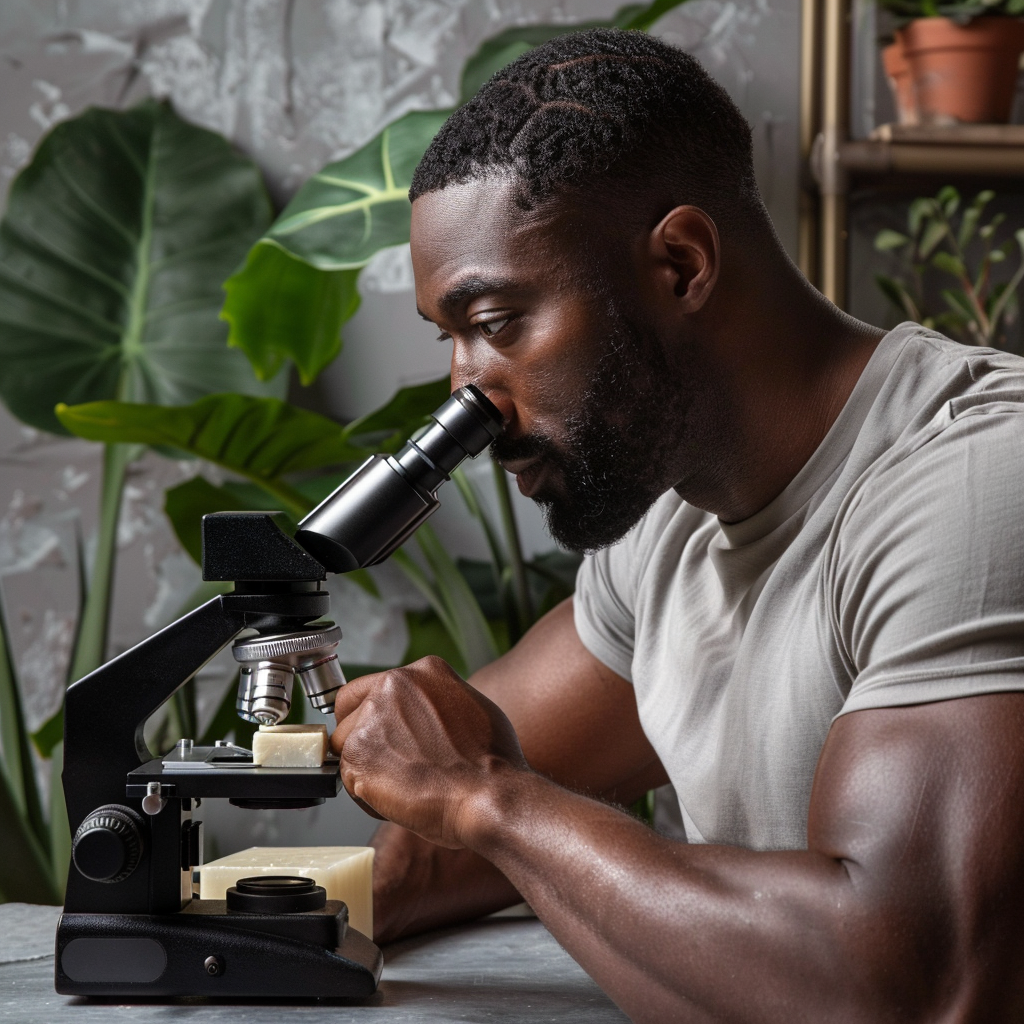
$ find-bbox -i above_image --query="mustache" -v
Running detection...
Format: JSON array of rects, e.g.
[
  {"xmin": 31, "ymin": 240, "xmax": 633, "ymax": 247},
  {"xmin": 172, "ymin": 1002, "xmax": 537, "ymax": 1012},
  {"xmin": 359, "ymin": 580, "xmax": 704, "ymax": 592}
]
[{"xmin": 490, "ymin": 430, "xmax": 562, "ymax": 466}]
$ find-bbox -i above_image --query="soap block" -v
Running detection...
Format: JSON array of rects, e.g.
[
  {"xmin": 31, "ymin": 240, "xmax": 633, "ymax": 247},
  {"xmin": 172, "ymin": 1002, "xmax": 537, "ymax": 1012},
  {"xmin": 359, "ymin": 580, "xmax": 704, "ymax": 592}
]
[
  {"xmin": 200, "ymin": 846, "xmax": 374, "ymax": 938},
  {"xmin": 252, "ymin": 724, "xmax": 329, "ymax": 767}
]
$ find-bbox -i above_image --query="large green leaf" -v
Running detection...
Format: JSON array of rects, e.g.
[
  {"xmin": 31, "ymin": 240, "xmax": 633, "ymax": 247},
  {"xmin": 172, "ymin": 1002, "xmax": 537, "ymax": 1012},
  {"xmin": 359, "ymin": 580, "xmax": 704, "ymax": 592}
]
[
  {"xmin": 220, "ymin": 109, "xmax": 448, "ymax": 385},
  {"xmin": 265, "ymin": 110, "xmax": 451, "ymax": 270},
  {"xmin": 55, "ymin": 394, "xmax": 363, "ymax": 515},
  {"xmin": 57, "ymin": 378, "xmax": 454, "ymax": 490},
  {"xmin": 0, "ymin": 98, "xmax": 284, "ymax": 436},
  {"xmin": 221, "ymin": 244, "xmax": 360, "ymax": 386},
  {"xmin": 343, "ymin": 375, "xmax": 451, "ymax": 451}
]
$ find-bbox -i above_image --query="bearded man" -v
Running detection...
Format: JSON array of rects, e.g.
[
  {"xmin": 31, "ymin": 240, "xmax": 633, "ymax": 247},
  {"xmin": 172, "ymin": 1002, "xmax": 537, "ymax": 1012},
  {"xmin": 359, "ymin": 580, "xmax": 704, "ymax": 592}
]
[{"xmin": 330, "ymin": 28, "xmax": 1024, "ymax": 1022}]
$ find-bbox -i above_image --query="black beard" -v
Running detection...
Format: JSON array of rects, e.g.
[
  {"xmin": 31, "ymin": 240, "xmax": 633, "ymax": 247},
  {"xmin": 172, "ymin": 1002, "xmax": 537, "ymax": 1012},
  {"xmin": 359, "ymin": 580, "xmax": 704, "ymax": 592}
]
[{"xmin": 491, "ymin": 304, "xmax": 691, "ymax": 553}]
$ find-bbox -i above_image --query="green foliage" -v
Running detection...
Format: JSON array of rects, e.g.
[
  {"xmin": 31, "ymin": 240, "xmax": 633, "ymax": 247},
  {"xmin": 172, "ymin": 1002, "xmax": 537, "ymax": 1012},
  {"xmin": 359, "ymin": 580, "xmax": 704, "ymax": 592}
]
[
  {"xmin": 0, "ymin": 98, "xmax": 284, "ymax": 435},
  {"xmin": 874, "ymin": 187, "xmax": 1024, "ymax": 348},
  {"xmin": 55, "ymin": 377, "xmax": 538, "ymax": 678},
  {"xmin": 222, "ymin": 244, "xmax": 361, "ymax": 385},
  {"xmin": 0, "ymin": 99, "xmax": 283, "ymax": 903},
  {"xmin": 56, "ymin": 395, "xmax": 364, "ymax": 515},
  {"xmin": 221, "ymin": 110, "xmax": 449, "ymax": 381},
  {"xmin": 342, "ymin": 376, "xmax": 453, "ymax": 451},
  {"xmin": 876, "ymin": 0, "xmax": 1024, "ymax": 25}
]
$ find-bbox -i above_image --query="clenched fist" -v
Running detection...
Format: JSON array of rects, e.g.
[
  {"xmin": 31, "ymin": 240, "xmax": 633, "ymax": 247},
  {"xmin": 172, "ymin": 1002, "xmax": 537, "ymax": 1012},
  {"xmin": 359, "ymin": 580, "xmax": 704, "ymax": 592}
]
[{"xmin": 331, "ymin": 656, "xmax": 531, "ymax": 848}]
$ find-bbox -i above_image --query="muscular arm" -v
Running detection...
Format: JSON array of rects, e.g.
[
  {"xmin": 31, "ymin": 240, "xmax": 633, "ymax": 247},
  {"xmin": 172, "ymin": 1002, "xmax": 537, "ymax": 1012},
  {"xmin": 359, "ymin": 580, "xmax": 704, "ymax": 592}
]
[
  {"xmin": 368, "ymin": 598, "xmax": 667, "ymax": 941},
  {"xmin": 335, "ymin": 633, "xmax": 1024, "ymax": 1020},
  {"xmin": 465, "ymin": 693, "xmax": 1024, "ymax": 1022}
]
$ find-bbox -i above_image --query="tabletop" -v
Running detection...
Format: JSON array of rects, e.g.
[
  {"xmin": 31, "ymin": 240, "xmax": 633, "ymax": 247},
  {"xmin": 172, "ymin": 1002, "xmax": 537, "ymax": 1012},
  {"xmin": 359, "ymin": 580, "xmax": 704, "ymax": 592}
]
[{"xmin": 0, "ymin": 903, "xmax": 629, "ymax": 1022}]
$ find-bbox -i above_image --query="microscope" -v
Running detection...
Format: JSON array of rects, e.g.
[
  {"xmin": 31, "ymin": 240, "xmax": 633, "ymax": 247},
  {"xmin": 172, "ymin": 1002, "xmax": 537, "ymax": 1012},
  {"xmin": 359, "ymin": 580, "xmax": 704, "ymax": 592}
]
[{"xmin": 54, "ymin": 385, "xmax": 502, "ymax": 999}]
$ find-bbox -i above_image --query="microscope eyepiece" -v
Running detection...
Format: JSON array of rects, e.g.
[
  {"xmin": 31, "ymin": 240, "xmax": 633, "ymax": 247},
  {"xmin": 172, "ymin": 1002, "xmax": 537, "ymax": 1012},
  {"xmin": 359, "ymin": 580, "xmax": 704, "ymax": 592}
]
[{"xmin": 294, "ymin": 384, "xmax": 502, "ymax": 574}]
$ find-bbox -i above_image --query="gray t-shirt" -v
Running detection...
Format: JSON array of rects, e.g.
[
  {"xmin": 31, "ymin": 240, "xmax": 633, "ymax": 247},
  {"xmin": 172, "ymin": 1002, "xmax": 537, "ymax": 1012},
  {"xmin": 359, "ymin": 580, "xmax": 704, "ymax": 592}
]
[{"xmin": 574, "ymin": 324, "xmax": 1024, "ymax": 850}]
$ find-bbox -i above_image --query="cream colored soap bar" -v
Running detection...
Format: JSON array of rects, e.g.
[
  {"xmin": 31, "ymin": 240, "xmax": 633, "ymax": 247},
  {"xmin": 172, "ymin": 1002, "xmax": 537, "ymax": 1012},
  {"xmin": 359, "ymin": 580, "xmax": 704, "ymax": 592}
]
[
  {"xmin": 252, "ymin": 724, "xmax": 329, "ymax": 767},
  {"xmin": 200, "ymin": 846, "xmax": 374, "ymax": 937}
]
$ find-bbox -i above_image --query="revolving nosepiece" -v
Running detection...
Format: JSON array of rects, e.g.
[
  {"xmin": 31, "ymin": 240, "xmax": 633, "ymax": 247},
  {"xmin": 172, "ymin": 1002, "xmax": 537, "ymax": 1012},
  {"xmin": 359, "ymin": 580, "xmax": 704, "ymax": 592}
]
[{"xmin": 233, "ymin": 623, "xmax": 346, "ymax": 725}]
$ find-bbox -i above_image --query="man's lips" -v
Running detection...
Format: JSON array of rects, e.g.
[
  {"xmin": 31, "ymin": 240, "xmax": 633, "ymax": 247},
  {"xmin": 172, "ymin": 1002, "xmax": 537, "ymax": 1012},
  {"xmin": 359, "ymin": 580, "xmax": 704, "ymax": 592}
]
[
  {"xmin": 498, "ymin": 455, "xmax": 546, "ymax": 497},
  {"xmin": 498, "ymin": 455, "xmax": 540, "ymax": 477}
]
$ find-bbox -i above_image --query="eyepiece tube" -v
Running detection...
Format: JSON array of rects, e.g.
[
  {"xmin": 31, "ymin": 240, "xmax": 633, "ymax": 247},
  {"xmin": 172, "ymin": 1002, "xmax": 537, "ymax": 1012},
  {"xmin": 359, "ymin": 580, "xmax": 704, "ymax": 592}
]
[{"xmin": 294, "ymin": 385, "xmax": 502, "ymax": 574}]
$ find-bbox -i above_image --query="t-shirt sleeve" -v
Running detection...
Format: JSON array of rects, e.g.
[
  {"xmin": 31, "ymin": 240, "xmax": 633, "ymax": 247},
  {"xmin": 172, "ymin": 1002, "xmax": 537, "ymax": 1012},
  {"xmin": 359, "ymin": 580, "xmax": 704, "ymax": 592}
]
[
  {"xmin": 834, "ymin": 401, "xmax": 1024, "ymax": 717},
  {"xmin": 574, "ymin": 543, "xmax": 638, "ymax": 683}
]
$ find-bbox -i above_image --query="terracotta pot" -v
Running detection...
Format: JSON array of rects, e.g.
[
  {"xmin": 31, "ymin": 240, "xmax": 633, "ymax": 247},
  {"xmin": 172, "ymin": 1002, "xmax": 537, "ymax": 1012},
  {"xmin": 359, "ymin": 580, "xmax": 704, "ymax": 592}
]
[
  {"xmin": 898, "ymin": 16, "xmax": 1024, "ymax": 124},
  {"xmin": 882, "ymin": 40, "xmax": 918, "ymax": 125}
]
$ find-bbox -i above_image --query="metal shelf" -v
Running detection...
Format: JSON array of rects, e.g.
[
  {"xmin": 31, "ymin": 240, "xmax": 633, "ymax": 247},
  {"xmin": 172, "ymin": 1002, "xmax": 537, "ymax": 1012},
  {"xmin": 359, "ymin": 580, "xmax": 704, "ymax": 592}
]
[
  {"xmin": 798, "ymin": 0, "xmax": 1024, "ymax": 308},
  {"xmin": 838, "ymin": 124, "xmax": 1024, "ymax": 177}
]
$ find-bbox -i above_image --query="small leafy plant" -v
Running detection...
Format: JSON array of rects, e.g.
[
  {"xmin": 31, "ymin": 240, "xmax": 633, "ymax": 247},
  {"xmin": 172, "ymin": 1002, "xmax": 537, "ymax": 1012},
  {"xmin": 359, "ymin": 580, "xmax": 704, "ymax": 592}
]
[
  {"xmin": 876, "ymin": 0, "xmax": 1024, "ymax": 24},
  {"xmin": 874, "ymin": 186, "xmax": 1024, "ymax": 348}
]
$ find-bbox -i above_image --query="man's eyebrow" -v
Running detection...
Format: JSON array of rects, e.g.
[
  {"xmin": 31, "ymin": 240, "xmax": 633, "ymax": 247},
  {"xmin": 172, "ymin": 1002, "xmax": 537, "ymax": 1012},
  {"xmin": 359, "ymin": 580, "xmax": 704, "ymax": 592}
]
[{"xmin": 427, "ymin": 276, "xmax": 516, "ymax": 319}]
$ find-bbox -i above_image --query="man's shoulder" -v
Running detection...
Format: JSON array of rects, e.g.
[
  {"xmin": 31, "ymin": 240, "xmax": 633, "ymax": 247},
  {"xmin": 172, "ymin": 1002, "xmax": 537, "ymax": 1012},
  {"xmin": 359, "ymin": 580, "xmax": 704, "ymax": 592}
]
[
  {"xmin": 838, "ymin": 331, "xmax": 1024, "ymax": 548},
  {"xmin": 887, "ymin": 326, "xmax": 1024, "ymax": 409},
  {"xmin": 851, "ymin": 326, "xmax": 1024, "ymax": 475}
]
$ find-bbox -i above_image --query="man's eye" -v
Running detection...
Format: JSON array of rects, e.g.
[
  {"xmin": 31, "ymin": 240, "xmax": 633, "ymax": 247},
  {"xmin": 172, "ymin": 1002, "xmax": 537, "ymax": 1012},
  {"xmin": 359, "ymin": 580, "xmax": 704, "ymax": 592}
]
[
  {"xmin": 436, "ymin": 330, "xmax": 452, "ymax": 343},
  {"xmin": 478, "ymin": 317, "xmax": 510, "ymax": 337}
]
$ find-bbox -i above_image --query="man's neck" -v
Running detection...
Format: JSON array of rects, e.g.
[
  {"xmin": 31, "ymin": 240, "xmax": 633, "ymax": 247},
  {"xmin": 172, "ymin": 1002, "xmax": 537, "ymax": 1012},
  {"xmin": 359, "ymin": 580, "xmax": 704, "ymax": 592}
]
[{"xmin": 676, "ymin": 249, "xmax": 885, "ymax": 524}]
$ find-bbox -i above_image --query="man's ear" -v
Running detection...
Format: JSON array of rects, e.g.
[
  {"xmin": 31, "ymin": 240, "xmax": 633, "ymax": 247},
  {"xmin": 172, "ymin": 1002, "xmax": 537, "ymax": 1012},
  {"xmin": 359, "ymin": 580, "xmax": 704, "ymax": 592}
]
[{"xmin": 649, "ymin": 206, "xmax": 720, "ymax": 314}]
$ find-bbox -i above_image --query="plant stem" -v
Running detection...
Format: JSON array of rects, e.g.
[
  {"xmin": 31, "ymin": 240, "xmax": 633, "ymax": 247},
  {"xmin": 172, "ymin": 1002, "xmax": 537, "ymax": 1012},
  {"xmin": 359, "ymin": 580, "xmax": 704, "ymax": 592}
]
[
  {"xmin": 452, "ymin": 468, "xmax": 506, "ymax": 574},
  {"xmin": 492, "ymin": 461, "xmax": 533, "ymax": 639},
  {"xmin": 391, "ymin": 548, "xmax": 460, "ymax": 652},
  {"xmin": 0, "ymin": 585, "xmax": 46, "ymax": 847},
  {"xmin": 48, "ymin": 741, "xmax": 70, "ymax": 902},
  {"xmin": 988, "ymin": 260, "xmax": 1024, "ymax": 345},
  {"xmin": 67, "ymin": 442, "xmax": 132, "ymax": 685},
  {"xmin": 0, "ymin": 758, "xmax": 57, "ymax": 904}
]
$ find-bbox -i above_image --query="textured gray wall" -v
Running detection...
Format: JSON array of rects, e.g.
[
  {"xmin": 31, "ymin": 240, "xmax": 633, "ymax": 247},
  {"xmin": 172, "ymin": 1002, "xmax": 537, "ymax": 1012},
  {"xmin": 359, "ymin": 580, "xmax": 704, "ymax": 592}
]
[{"xmin": 0, "ymin": 0, "xmax": 802, "ymax": 851}]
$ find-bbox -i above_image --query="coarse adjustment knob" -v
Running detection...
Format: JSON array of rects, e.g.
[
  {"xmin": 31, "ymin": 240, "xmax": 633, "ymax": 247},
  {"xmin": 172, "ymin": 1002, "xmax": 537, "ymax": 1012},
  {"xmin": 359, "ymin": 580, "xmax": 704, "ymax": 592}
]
[{"xmin": 72, "ymin": 804, "xmax": 144, "ymax": 883}]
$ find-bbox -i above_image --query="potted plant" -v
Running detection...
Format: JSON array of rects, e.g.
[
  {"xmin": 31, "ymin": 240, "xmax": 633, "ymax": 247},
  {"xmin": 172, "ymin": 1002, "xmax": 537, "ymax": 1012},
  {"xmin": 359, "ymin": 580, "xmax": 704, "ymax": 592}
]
[
  {"xmin": 880, "ymin": 34, "xmax": 918, "ymax": 125},
  {"xmin": 874, "ymin": 185, "xmax": 1024, "ymax": 347},
  {"xmin": 877, "ymin": 1, "xmax": 1024, "ymax": 124}
]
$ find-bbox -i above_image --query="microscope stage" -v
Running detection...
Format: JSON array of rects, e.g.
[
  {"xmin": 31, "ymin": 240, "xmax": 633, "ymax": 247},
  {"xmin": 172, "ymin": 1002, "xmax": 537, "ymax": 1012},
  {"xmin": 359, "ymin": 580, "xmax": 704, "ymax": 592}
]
[{"xmin": 126, "ymin": 742, "xmax": 342, "ymax": 801}]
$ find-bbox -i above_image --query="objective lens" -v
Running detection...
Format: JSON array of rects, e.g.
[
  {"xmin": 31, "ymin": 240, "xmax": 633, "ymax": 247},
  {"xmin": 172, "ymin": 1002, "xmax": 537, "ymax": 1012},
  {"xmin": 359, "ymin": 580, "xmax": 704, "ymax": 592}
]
[
  {"xmin": 296, "ymin": 653, "xmax": 347, "ymax": 715},
  {"xmin": 235, "ymin": 663, "xmax": 294, "ymax": 725}
]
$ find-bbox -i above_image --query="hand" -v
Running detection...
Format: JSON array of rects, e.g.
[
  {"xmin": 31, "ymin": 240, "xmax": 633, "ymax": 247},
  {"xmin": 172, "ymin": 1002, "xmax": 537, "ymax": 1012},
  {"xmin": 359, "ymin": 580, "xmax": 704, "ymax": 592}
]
[{"xmin": 331, "ymin": 656, "xmax": 530, "ymax": 848}]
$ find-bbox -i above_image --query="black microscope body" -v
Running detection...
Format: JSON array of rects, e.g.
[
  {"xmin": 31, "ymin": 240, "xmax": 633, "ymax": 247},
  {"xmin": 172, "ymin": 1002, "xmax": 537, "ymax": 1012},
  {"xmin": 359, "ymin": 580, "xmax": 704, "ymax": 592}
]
[{"xmin": 54, "ymin": 386, "xmax": 501, "ymax": 999}]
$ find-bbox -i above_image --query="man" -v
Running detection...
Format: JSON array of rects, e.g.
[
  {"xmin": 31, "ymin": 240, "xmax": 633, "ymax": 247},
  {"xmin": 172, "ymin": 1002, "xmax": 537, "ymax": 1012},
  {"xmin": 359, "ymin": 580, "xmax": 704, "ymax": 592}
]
[{"xmin": 331, "ymin": 28, "xmax": 1024, "ymax": 1021}]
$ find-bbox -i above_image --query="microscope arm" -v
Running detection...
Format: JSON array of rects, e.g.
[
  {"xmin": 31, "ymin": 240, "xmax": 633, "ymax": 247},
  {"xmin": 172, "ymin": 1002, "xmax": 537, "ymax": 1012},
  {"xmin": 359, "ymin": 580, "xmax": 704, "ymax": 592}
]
[{"xmin": 62, "ymin": 583, "xmax": 328, "ymax": 914}]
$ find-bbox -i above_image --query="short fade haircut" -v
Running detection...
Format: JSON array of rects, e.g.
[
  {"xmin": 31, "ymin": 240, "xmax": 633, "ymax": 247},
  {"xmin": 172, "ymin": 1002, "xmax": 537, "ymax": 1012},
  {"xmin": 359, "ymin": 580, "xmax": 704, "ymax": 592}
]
[{"xmin": 409, "ymin": 28, "xmax": 761, "ymax": 231}]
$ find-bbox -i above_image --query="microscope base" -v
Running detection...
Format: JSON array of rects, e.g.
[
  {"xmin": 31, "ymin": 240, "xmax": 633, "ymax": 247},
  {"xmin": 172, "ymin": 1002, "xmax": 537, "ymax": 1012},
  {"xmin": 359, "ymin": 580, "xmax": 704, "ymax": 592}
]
[{"xmin": 55, "ymin": 904, "xmax": 382, "ymax": 999}]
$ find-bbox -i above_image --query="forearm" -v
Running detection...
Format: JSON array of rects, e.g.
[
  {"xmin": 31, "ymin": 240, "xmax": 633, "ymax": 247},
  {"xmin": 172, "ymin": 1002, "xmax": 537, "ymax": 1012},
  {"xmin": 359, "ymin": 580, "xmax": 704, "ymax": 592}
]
[
  {"xmin": 371, "ymin": 822, "xmax": 521, "ymax": 943},
  {"xmin": 462, "ymin": 770, "xmax": 929, "ymax": 1024}
]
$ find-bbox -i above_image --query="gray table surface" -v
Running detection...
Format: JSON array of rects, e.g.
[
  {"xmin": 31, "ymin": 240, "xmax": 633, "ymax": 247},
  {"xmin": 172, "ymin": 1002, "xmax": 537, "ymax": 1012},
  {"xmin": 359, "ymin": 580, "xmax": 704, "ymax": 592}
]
[{"xmin": 0, "ymin": 903, "xmax": 628, "ymax": 1022}]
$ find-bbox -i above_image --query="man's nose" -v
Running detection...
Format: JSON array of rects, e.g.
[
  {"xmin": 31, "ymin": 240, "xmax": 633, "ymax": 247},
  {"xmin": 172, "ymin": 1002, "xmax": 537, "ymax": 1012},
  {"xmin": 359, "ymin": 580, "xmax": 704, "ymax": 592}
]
[
  {"xmin": 452, "ymin": 379, "xmax": 513, "ymax": 432},
  {"xmin": 451, "ymin": 361, "xmax": 514, "ymax": 431}
]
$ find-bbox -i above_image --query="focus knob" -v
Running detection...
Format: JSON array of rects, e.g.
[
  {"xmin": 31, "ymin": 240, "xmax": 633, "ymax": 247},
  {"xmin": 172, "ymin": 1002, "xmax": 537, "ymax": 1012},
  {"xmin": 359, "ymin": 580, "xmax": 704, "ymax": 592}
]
[{"xmin": 72, "ymin": 805, "xmax": 144, "ymax": 883}]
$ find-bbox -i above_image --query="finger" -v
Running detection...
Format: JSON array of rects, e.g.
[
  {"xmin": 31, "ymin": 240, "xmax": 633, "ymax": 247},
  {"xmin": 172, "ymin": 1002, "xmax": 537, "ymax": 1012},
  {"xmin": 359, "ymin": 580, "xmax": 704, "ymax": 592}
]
[
  {"xmin": 329, "ymin": 698, "xmax": 372, "ymax": 754},
  {"xmin": 349, "ymin": 794, "xmax": 387, "ymax": 821},
  {"xmin": 333, "ymin": 671, "xmax": 381, "ymax": 723}
]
